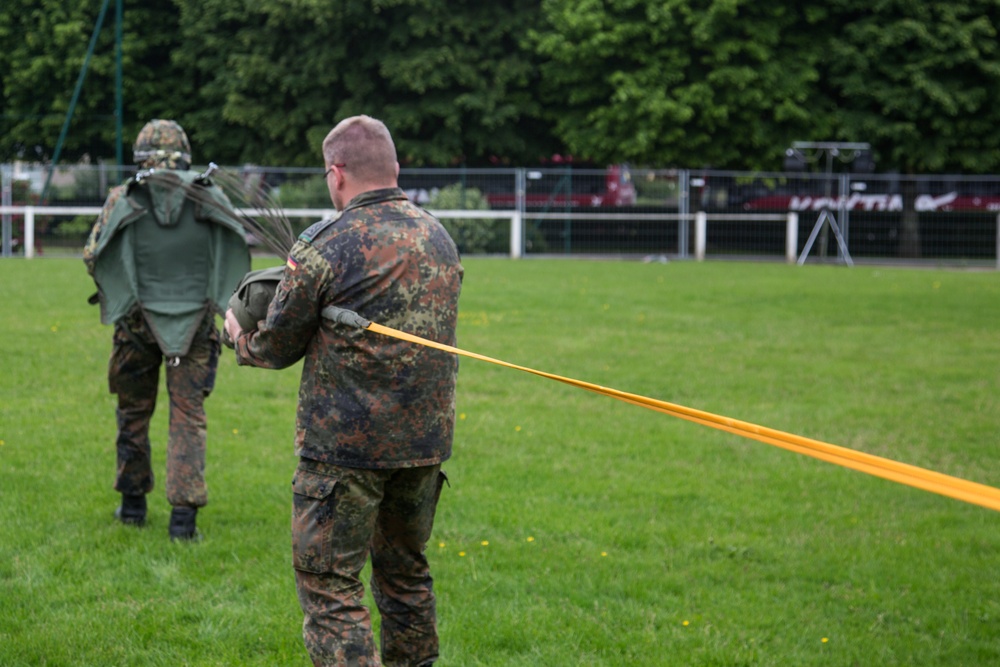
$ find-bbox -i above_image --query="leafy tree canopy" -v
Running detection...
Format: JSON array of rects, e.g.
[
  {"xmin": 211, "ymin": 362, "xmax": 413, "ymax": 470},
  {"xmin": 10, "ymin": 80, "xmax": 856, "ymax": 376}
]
[
  {"xmin": 2, "ymin": 0, "xmax": 999, "ymax": 173},
  {"xmin": 824, "ymin": 0, "xmax": 1000, "ymax": 173}
]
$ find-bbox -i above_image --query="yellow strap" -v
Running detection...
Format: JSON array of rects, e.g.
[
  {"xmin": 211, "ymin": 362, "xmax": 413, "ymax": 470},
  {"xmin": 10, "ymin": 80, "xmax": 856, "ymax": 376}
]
[{"xmin": 367, "ymin": 321, "xmax": 1000, "ymax": 513}]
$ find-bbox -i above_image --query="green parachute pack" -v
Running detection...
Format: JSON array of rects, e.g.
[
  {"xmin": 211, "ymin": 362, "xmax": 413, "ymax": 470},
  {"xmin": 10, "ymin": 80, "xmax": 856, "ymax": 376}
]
[
  {"xmin": 225, "ymin": 265, "xmax": 285, "ymax": 342},
  {"xmin": 222, "ymin": 212, "xmax": 348, "ymax": 347},
  {"xmin": 90, "ymin": 169, "xmax": 251, "ymax": 357}
]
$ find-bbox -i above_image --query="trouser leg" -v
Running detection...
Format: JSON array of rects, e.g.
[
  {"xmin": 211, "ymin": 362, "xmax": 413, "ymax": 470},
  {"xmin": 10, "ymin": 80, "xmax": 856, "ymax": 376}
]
[
  {"xmin": 293, "ymin": 462, "xmax": 384, "ymax": 667},
  {"xmin": 164, "ymin": 322, "xmax": 219, "ymax": 508},
  {"xmin": 371, "ymin": 465, "xmax": 445, "ymax": 667},
  {"xmin": 109, "ymin": 323, "xmax": 161, "ymax": 496}
]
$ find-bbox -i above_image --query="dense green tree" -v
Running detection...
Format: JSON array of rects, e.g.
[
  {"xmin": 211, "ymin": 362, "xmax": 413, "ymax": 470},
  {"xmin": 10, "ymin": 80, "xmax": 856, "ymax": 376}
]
[
  {"xmin": 173, "ymin": 0, "xmax": 554, "ymax": 166},
  {"xmin": 2, "ymin": 0, "xmax": 552, "ymax": 167},
  {"xmin": 0, "ymin": 0, "xmax": 119, "ymax": 161},
  {"xmin": 361, "ymin": 0, "xmax": 556, "ymax": 166},
  {"xmin": 531, "ymin": 0, "xmax": 830, "ymax": 169},
  {"xmin": 531, "ymin": 0, "xmax": 1000, "ymax": 173},
  {"xmin": 0, "ymin": 0, "xmax": 189, "ymax": 163},
  {"xmin": 3, "ymin": 0, "xmax": 1000, "ymax": 173},
  {"xmin": 823, "ymin": 1, "xmax": 1000, "ymax": 256},
  {"xmin": 824, "ymin": 0, "xmax": 1000, "ymax": 174},
  {"xmin": 171, "ymin": 0, "xmax": 336, "ymax": 165}
]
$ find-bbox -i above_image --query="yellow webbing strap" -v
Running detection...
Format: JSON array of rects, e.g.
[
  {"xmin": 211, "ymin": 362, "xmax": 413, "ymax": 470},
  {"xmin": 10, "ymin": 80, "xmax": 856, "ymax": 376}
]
[{"xmin": 365, "ymin": 321, "xmax": 1000, "ymax": 513}]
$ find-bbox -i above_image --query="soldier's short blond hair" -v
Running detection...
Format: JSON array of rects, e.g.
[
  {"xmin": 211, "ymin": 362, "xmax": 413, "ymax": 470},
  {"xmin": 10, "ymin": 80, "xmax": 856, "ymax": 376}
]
[{"xmin": 322, "ymin": 116, "xmax": 398, "ymax": 187}]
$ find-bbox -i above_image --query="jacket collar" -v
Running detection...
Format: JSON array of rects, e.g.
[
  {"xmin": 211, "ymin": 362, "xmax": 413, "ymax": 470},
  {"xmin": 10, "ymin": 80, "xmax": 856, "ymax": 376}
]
[{"xmin": 343, "ymin": 187, "xmax": 407, "ymax": 213}]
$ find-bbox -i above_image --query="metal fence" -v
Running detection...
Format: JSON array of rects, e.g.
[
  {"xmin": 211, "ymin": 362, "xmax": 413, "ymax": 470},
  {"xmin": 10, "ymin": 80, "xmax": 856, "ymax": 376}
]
[{"xmin": 3, "ymin": 163, "xmax": 999, "ymax": 267}]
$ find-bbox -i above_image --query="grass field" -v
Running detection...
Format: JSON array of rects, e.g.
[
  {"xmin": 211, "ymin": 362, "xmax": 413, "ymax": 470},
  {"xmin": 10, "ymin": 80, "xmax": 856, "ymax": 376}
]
[{"xmin": 2, "ymin": 257, "xmax": 1000, "ymax": 666}]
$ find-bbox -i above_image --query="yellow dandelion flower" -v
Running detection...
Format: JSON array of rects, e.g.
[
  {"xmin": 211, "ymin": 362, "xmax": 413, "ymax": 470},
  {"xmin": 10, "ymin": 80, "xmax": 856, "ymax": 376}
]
[
  {"xmin": 683, "ymin": 620, "xmax": 689, "ymax": 627},
  {"xmin": 459, "ymin": 413, "xmax": 466, "ymax": 420},
  {"xmin": 438, "ymin": 542, "xmax": 446, "ymax": 548},
  {"xmin": 526, "ymin": 536, "xmax": 534, "ymax": 542},
  {"xmin": 481, "ymin": 540, "xmax": 489, "ymax": 546},
  {"xmin": 232, "ymin": 428, "xmax": 239, "ymax": 435},
  {"xmin": 821, "ymin": 638, "xmax": 829, "ymax": 644},
  {"xmin": 515, "ymin": 425, "xmax": 521, "ymax": 432},
  {"xmin": 601, "ymin": 551, "xmax": 608, "ymax": 557},
  {"xmin": 459, "ymin": 551, "xmax": 466, "ymax": 557}
]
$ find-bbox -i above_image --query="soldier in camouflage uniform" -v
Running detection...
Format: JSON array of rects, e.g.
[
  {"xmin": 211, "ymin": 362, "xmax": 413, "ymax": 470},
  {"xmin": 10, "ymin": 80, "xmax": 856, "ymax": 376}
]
[
  {"xmin": 225, "ymin": 116, "xmax": 463, "ymax": 667},
  {"xmin": 85, "ymin": 119, "xmax": 249, "ymax": 540}
]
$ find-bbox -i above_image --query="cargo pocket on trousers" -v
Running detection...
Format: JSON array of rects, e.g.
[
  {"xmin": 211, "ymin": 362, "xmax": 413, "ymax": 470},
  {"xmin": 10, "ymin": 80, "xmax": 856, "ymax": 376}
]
[{"xmin": 291, "ymin": 469, "xmax": 339, "ymax": 574}]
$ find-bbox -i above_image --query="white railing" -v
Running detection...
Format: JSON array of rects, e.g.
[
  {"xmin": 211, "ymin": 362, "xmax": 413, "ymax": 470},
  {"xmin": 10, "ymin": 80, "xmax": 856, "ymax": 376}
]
[
  {"xmin": 523, "ymin": 210, "xmax": 798, "ymax": 262},
  {"xmin": 0, "ymin": 206, "xmax": 525, "ymax": 259},
  {"xmin": 693, "ymin": 211, "xmax": 799, "ymax": 263},
  {"xmin": 0, "ymin": 206, "xmax": 101, "ymax": 258},
  {"xmin": 6, "ymin": 205, "xmax": 996, "ymax": 267}
]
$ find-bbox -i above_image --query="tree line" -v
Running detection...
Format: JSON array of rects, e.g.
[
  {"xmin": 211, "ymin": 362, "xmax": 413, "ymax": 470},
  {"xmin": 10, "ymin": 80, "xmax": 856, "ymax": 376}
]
[{"xmin": 2, "ymin": 0, "xmax": 999, "ymax": 174}]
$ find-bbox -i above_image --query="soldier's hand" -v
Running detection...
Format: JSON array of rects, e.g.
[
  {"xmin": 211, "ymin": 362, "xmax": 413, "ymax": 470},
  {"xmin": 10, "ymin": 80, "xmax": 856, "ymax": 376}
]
[{"xmin": 223, "ymin": 308, "xmax": 243, "ymax": 348}]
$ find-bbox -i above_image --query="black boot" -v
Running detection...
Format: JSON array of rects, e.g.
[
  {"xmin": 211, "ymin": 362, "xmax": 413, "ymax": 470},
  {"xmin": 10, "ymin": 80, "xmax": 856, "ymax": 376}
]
[
  {"xmin": 169, "ymin": 506, "xmax": 198, "ymax": 541},
  {"xmin": 114, "ymin": 494, "xmax": 147, "ymax": 526}
]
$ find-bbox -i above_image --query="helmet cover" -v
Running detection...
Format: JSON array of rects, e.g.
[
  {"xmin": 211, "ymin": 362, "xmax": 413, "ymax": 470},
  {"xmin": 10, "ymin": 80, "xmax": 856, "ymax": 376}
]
[{"xmin": 133, "ymin": 119, "xmax": 192, "ymax": 168}]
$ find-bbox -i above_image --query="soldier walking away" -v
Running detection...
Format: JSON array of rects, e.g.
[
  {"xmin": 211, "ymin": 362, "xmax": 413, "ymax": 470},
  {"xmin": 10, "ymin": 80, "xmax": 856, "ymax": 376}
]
[
  {"xmin": 84, "ymin": 119, "xmax": 250, "ymax": 540},
  {"xmin": 225, "ymin": 115, "xmax": 463, "ymax": 667}
]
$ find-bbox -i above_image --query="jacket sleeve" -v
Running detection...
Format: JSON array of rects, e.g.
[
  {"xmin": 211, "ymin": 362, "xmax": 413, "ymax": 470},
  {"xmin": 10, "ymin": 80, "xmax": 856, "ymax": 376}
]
[
  {"xmin": 234, "ymin": 241, "xmax": 331, "ymax": 370},
  {"xmin": 83, "ymin": 185, "xmax": 125, "ymax": 277}
]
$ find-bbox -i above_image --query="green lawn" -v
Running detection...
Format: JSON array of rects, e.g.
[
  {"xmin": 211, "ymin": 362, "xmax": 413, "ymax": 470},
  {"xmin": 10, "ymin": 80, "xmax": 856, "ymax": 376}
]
[{"xmin": 2, "ymin": 257, "xmax": 999, "ymax": 666}]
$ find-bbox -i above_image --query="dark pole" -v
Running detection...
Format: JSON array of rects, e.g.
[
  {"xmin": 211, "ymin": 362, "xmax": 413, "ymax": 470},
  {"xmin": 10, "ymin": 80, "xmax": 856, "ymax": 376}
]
[
  {"xmin": 41, "ymin": 0, "xmax": 113, "ymax": 203},
  {"xmin": 115, "ymin": 0, "xmax": 124, "ymax": 178}
]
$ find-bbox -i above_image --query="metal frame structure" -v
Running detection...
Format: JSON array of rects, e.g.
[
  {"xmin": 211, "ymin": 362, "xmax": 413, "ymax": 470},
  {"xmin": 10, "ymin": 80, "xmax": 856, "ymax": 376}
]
[{"xmin": 785, "ymin": 141, "xmax": 870, "ymax": 265}]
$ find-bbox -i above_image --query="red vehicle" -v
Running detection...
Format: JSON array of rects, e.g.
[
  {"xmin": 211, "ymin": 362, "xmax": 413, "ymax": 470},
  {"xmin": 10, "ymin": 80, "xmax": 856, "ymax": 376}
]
[{"xmin": 485, "ymin": 163, "xmax": 637, "ymax": 209}]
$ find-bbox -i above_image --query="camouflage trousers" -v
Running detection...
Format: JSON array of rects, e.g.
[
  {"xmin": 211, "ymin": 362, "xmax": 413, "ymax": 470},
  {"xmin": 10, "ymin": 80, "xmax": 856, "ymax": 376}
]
[
  {"xmin": 292, "ymin": 459, "xmax": 448, "ymax": 667},
  {"xmin": 109, "ymin": 310, "xmax": 220, "ymax": 507}
]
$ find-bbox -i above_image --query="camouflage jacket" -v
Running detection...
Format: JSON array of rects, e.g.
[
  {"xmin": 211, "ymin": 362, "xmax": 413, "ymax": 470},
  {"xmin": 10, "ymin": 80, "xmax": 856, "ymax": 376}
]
[
  {"xmin": 83, "ymin": 184, "xmax": 127, "ymax": 277},
  {"xmin": 234, "ymin": 188, "xmax": 464, "ymax": 469}
]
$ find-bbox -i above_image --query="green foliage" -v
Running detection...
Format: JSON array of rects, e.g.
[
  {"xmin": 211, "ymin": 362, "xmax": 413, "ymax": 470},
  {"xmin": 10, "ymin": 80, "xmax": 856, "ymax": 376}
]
[
  {"xmin": 825, "ymin": 1, "xmax": 1000, "ymax": 173},
  {"xmin": 0, "ymin": 0, "xmax": 188, "ymax": 163},
  {"xmin": 428, "ymin": 184, "xmax": 506, "ymax": 255},
  {"xmin": 52, "ymin": 214, "xmax": 93, "ymax": 237},
  {"xmin": 634, "ymin": 171, "xmax": 680, "ymax": 205},
  {"xmin": 168, "ymin": 0, "xmax": 553, "ymax": 167},
  {"xmin": 4, "ymin": 258, "xmax": 1000, "ymax": 665},
  {"xmin": 362, "ymin": 0, "xmax": 555, "ymax": 165},
  {"xmin": 273, "ymin": 174, "xmax": 331, "ymax": 210},
  {"xmin": 530, "ymin": 0, "xmax": 827, "ymax": 169},
  {"xmin": 49, "ymin": 165, "xmax": 108, "ymax": 203},
  {"xmin": 10, "ymin": 178, "xmax": 34, "ymax": 204},
  {"xmin": 529, "ymin": 0, "xmax": 1000, "ymax": 172},
  {"xmin": 3, "ymin": 0, "xmax": 1000, "ymax": 172}
]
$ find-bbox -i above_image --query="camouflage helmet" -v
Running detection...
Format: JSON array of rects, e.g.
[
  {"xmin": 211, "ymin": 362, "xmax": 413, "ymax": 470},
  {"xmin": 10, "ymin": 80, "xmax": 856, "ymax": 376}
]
[{"xmin": 133, "ymin": 119, "xmax": 192, "ymax": 168}]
